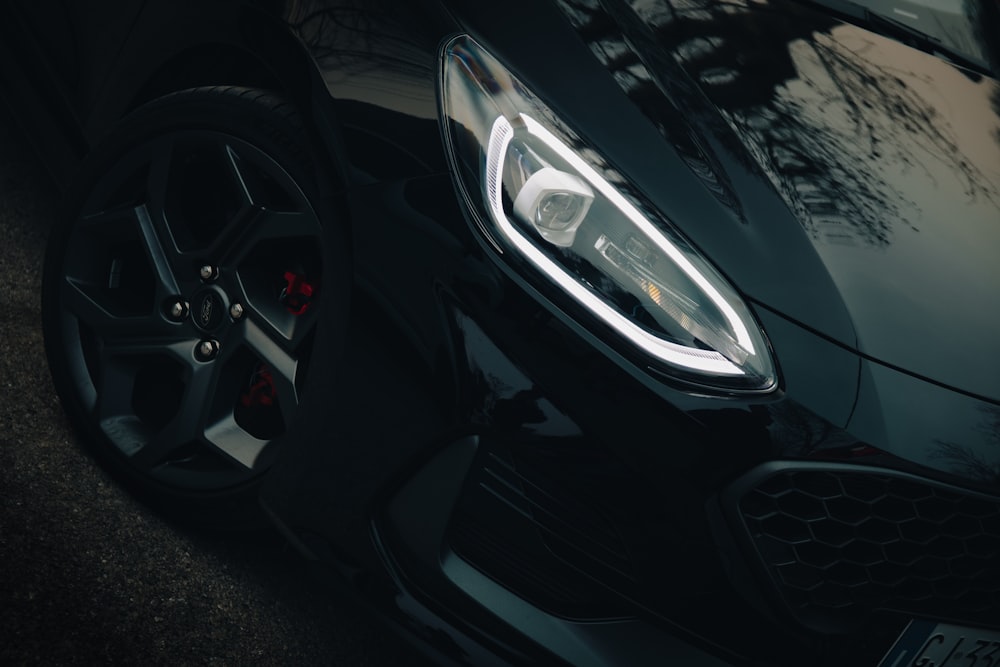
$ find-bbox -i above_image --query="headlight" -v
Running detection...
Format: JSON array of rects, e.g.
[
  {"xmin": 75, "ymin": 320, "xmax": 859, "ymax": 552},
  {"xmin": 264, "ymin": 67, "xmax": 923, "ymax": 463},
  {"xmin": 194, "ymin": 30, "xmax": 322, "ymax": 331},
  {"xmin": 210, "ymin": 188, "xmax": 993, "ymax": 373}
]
[{"xmin": 440, "ymin": 35, "xmax": 776, "ymax": 393}]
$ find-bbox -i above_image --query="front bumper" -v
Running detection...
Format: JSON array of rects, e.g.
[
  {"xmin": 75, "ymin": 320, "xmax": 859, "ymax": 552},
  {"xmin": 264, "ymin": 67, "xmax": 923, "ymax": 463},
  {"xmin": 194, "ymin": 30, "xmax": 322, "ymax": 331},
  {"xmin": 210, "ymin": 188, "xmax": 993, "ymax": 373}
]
[
  {"xmin": 373, "ymin": 294, "xmax": 1000, "ymax": 666},
  {"xmin": 261, "ymin": 177, "xmax": 1000, "ymax": 667}
]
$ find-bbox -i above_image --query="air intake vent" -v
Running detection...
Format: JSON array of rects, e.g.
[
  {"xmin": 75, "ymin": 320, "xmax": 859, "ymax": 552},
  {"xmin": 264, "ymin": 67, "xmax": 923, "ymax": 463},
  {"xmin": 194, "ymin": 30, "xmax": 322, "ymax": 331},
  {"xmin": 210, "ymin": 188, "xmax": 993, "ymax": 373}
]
[
  {"xmin": 450, "ymin": 448, "xmax": 635, "ymax": 621},
  {"xmin": 730, "ymin": 464, "xmax": 1000, "ymax": 631}
]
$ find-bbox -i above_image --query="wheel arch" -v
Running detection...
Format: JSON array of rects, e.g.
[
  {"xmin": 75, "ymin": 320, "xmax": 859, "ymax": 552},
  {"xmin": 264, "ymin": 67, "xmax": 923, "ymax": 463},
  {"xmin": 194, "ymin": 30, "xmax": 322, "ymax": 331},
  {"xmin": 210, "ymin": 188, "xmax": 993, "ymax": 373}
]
[
  {"xmin": 84, "ymin": 3, "xmax": 353, "ymax": 200},
  {"xmin": 126, "ymin": 42, "xmax": 288, "ymax": 113}
]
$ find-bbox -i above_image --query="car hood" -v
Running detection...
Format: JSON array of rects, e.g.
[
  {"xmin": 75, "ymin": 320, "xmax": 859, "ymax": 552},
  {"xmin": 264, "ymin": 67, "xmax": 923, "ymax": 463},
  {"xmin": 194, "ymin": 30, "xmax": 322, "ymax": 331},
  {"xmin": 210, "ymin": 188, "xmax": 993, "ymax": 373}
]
[{"xmin": 579, "ymin": 0, "xmax": 1000, "ymax": 401}]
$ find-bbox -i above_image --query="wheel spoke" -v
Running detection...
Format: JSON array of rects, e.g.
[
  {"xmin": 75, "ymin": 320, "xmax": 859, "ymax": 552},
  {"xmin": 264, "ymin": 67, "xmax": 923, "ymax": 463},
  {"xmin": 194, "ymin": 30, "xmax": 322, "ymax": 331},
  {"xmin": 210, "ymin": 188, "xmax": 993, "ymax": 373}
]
[
  {"xmin": 92, "ymin": 361, "xmax": 140, "ymax": 421},
  {"xmin": 90, "ymin": 336, "xmax": 199, "ymax": 424},
  {"xmin": 145, "ymin": 139, "xmax": 244, "ymax": 285},
  {"xmin": 62, "ymin": 277, "xmax": 173, "ymax": 338},
  {"xmin": 151, "ymin": 139, "xmax": 263, "ymax": 263},
  {"xmin": 221, "ymin": 142, "xmax": 255, "ymax": 208},
  {"xmin": 251, "ymin": 209, "xmax": 320, "ymax": 243},
  {"xmin": 287, "ymin": 308, "xmax": 319, "ymax": 349},
  {"xmin": 203, "ymin": 204, "xmax": 263, "ymax": 263},
  {"xmin": 130, "ymin": 361, "xmax": 217, "ymax": 470},
  {"xmin": 145, "ymin": 140, "xmax": 174, "ymax": 223},
  {"xmin": 135, "ymin": 204, "xmax": 182, "ymax": 294},
  {"xmin": 260, "ymin": 209, "xmax": 318, "ymax": 240},
  {"xmin": 241, "ymin": 318, "xmax": 301, "ymax": 425},
  {"xmin": 141, "ymin": 140, "xmax": 205, "ymax": 290},
  {"xmin": 268, "ymin": 360, "xmax": 300, "ymax": 430},
  {"xmin": 75, "ymin": 204, "xmax": 180, "ymax": 298},
  {"xmin": 75, "ymin": 206, "xmax": 139, "ymax": 232},
  {"xmin": 177, "ymin": 140, "xmax": 268, "ymax": 259},
  {"xmin": 246, "ymin": 304, "xmax": 318, "ymax": 357},
  {"xmin": 242, "ymin": 299, "xmax": 319, "ymax": 351},
  {"xmin": 217, "ymin": 209, "xmax": 319, "ymax": 267},
  {"xmin": 204, "ymin": 417, "xmax": 269, "ymax": 469},
  {"xmin": 100, "ymin": 336, "xmax": 198, "ymax": 365}
]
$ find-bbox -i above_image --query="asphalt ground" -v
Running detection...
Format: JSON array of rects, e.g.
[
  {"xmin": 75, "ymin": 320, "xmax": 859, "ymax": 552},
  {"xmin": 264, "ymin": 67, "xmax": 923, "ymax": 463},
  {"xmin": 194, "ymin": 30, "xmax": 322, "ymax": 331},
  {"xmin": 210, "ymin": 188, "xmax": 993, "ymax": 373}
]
[{"xmin": 0, "ymin": 102, "xmax": 427, "ymax": 666}]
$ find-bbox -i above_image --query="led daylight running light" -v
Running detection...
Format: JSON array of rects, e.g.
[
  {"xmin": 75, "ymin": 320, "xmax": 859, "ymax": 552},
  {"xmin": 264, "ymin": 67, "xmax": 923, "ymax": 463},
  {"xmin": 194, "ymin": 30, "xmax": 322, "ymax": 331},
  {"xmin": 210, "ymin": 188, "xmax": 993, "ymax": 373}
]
[
  {"xmin": 443, "ymin": 34, "xmax": 776, "ymax": 390},
  {"xmin": 486, "ymin": 115, "xmax": 746, "ymax": 377},
  {"xmin": 593, "ymin": 234, "xmax": 749, "ymax": 366}
]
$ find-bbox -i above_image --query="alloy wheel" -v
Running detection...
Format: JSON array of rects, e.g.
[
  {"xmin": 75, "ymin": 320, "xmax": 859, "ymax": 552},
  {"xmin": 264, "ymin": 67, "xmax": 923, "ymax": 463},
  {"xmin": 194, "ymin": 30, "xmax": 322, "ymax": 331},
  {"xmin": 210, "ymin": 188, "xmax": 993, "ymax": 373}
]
[{"xmin": 54, "ymin": 129, "xmax": 324, "ymax": 491}]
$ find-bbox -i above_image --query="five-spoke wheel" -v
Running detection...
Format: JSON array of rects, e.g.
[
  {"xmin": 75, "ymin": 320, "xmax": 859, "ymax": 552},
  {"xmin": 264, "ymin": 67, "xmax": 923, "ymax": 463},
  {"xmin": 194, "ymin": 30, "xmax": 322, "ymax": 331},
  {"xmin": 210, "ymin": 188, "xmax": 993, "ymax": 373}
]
[{"xmin": 43, "ymin": 88, "xmax": 344, "ymax": 522}]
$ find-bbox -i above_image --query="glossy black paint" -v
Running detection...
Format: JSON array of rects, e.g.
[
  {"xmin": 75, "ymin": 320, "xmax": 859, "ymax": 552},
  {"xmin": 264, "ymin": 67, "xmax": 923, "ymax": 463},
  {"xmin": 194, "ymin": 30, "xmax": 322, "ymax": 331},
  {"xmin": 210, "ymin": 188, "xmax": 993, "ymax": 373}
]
[
  {"xmin": 4, "ymin": 0, "xmax": 999, "ymax": 665},
  {"xmin": 644, "ymin": 0, "xmax": 1000, "ymax": 400}
]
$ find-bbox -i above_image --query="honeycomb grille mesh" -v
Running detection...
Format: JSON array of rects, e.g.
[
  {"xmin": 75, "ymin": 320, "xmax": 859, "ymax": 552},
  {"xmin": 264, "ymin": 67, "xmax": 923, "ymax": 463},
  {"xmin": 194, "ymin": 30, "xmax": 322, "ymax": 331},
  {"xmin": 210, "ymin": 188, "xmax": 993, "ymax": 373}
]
[{"xmin": 737, "ymin": 468, "xmax": 1000, "ymax": 629}]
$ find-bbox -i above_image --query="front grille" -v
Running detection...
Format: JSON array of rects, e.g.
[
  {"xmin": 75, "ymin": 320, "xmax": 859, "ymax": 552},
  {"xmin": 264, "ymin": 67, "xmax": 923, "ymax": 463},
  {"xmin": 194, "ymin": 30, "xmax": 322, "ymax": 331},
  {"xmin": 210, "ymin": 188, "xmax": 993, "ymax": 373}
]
[{"xmin": 731, "ymin": 464, "xmax": 1000, "ymax": 631}]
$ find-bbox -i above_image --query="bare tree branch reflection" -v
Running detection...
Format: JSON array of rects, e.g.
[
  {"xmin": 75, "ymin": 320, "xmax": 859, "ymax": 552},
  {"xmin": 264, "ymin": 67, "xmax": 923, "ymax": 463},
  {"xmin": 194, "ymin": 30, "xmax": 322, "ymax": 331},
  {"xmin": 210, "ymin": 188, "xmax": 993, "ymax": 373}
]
[
  {"xmin": 766, "ymin": 401, "xmax": 858, "ymax": 456},
  {"xmin": 556, "ymin": 0, "xmax": 1000, "ymax": 247},
  {"xmin": 284, "ymin": 0, "xmax": 433, "ymax": 83},
  {"xmin": 932, "ymin": 406, "xmax": 1000, "ymax": 486}
]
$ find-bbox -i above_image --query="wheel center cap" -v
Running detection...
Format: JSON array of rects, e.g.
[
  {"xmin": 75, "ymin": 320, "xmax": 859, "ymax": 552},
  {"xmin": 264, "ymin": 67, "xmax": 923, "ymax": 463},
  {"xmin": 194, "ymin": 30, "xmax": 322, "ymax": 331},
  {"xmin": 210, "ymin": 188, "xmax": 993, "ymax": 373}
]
[{"xmin": 193, "ymin": 289, "xmax": 226, "ymax": 332}]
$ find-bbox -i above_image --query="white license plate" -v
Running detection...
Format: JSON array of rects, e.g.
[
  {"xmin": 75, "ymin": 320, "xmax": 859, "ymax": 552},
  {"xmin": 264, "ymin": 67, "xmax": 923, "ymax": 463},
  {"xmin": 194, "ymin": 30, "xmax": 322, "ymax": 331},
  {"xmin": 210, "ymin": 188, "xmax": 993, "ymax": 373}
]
[{"xmin": 880, "ymin": 620, "xmax": 1000, "ymax": 667}]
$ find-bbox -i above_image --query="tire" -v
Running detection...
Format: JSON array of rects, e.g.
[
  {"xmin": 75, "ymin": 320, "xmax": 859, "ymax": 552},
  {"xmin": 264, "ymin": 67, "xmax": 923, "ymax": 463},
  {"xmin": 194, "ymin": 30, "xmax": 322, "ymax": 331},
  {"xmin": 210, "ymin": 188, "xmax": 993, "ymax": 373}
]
[{"xmin": 42, "ymin": 87, "xmax": 349, "ymax": 528}]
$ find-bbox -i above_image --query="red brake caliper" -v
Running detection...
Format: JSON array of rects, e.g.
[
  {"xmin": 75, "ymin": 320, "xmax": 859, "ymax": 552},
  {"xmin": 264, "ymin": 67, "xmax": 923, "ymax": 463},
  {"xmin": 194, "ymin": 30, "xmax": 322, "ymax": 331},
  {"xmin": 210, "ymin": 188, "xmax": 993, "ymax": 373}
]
[
  {"xmin": 279, "ymin": 271, "xmax": 316, "ymax": 316},
  {"xmin": 239, "ymin": 271, "xmax": 316, "ymax": 411},
  {"xmin": 240, "ymin": 364, "xmax": 276, "ymax": 408}
]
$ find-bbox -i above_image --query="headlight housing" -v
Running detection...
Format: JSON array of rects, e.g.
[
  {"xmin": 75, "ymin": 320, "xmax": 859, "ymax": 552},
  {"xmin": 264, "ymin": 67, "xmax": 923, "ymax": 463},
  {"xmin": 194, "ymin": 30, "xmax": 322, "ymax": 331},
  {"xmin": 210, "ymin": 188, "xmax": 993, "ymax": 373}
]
[{"xmin": 440, "ymin": 35, "xmax": 776, "ymax": 393}]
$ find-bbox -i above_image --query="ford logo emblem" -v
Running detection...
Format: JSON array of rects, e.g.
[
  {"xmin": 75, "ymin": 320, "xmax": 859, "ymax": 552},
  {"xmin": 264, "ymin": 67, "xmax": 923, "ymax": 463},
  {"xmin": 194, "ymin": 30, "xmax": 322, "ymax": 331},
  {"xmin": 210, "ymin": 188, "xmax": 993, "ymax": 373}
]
[{"xmin": 200, "ymin": 297, "xmax": 214, "ymax": 327}]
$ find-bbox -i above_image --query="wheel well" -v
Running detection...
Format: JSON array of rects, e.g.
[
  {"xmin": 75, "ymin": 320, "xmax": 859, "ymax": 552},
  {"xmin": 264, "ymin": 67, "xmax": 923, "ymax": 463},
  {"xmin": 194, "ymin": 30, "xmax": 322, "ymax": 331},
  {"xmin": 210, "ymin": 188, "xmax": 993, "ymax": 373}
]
[
  {"xmin": 119, "ymin": 37, "xmax": 353, "ymax": 238},
  {"xmin": 129, "ymin": 43, "xmax": 286, "ymax": 111}
]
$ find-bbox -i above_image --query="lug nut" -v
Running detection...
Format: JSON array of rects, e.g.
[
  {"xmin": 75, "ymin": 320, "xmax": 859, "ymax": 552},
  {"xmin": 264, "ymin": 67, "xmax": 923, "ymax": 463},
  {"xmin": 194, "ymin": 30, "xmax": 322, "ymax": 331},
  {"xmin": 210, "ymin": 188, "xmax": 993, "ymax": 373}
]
[
  {"xmin": 229, "ymin": 303, "xmax": 244, "ymax": 320},
  {"xmin": 167, "ymin": 299, "xmax": 189, "ymax": 321},
  {"xmin": 199, "ymin": 265, "xmax": 219, "ymax": 282},
  {"xmin": 196, "ymin": 339, "xmax": 220, "ymax": 361}
]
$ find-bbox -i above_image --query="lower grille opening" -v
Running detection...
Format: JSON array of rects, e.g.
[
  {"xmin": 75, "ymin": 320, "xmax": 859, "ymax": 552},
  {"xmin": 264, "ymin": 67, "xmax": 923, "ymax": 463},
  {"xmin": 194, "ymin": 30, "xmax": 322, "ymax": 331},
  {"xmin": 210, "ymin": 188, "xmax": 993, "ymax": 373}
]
[{"xmin": 730, "ymin": 464, "xmax": 1000, "ymax": 632}]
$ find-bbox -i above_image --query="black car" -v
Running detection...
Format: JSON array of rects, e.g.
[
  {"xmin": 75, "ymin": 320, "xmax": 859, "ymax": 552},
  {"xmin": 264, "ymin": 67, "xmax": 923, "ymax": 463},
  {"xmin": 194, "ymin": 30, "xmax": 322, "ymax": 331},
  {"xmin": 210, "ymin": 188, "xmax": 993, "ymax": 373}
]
[{"xmin": 2, "ymin": 0, "xmax": 999, "ymax": 664}]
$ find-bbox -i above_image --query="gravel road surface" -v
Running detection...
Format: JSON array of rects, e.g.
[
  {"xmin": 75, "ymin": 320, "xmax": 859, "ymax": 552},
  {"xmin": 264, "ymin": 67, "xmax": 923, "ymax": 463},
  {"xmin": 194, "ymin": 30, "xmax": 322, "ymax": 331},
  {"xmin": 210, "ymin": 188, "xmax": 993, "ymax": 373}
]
[{"xmin": 0, "ymin": 102, "xmax": 428, "ymax": 666}]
